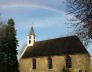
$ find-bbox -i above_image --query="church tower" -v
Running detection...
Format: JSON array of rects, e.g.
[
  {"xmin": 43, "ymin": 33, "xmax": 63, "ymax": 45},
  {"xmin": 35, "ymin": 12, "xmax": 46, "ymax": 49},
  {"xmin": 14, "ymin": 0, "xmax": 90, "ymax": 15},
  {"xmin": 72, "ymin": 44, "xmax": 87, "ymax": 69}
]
[{"xmin": 27, "ymin": 26, "xmax": 36, "ymax": 46}]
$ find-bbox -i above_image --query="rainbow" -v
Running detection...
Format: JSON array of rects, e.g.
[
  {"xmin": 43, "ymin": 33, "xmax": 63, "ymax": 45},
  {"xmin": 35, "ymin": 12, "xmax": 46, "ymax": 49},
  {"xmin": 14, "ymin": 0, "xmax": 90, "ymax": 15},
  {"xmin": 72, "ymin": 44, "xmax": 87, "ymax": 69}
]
[{"xmin": 0, "ymin": 1, "xmax": 66, "ymax": 14}]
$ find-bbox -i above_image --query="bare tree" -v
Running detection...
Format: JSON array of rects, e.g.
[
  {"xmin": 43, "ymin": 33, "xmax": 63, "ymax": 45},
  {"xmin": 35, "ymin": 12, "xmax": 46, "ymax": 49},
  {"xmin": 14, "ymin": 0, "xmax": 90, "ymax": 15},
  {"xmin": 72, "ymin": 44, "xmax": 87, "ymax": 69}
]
[{"xmin": 66, "ymin": 0, "xmax": 92, "ymax": 46}]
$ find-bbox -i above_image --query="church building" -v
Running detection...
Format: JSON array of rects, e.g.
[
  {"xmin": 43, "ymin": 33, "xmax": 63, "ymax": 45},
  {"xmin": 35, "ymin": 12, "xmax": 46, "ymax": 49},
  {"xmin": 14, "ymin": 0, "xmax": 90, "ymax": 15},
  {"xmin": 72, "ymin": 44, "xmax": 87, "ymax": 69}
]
[{"xmin": 19, "ymin": 26, "xmax": 90, "ymax": 72}]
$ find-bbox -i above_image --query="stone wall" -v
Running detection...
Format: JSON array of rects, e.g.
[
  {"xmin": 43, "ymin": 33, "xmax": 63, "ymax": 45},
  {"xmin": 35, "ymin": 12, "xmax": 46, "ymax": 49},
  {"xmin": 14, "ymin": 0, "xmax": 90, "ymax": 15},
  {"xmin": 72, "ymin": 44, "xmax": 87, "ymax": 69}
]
[{"xmin": 19, "ymin": 54, "xmax": 90, "ymax": 72}]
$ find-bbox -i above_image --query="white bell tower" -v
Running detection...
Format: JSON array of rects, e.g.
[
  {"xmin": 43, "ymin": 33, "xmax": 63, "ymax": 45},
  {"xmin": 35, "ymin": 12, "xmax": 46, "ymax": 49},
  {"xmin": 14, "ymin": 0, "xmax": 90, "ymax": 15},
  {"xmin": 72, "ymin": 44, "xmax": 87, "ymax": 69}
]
[{"xmin": 27, "ymin": 26, "xmax": 35, "ymax": 46}]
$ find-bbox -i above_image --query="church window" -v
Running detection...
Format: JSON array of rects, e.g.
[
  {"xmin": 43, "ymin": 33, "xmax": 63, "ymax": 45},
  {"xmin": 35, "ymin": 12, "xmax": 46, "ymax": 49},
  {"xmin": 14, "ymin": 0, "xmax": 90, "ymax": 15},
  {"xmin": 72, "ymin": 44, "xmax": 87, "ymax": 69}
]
[
  {"xmin": 34, "ymin": 36, "xmax": 35, "ymax": 39},
  {"xmin": 34, "ymin": 40, "xmax": 35, "ymax": 43},
  {"xmin": 29, "ymin": 36, "xmax": 31, "ymax": 39},
  {"xmin": 32, "ymin": 59, "xmax": 36, "ymax": 69},
  {"xmin": 29, "ymin": 40, "xmax": 31, "ymax": 44},
  {"xmin": 66, "ymin": 56, "xmax": 72, "ymax": 68},
  {"xmin": 48, "ymin": 57, "xmax": 53, "ymax": 69},
  {"xmin": 79, "ymin": 70, "xmax": 82, "ymax": 72}
]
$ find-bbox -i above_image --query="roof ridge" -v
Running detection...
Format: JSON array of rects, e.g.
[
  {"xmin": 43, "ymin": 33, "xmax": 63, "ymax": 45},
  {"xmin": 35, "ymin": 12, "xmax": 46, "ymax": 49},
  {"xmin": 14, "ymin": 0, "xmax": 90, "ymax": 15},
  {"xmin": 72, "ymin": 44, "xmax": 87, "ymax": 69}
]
[{"xmin": 36, "ymin": 35, "xmax": 78, "ymax": 43}]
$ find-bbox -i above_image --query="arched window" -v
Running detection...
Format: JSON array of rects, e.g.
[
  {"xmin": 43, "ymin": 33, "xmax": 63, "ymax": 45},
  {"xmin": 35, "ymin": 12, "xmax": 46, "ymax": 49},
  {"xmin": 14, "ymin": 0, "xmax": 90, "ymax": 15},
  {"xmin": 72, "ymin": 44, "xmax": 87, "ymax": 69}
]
[
  {"xmin": 79, "ymin": 70, "xmax": 82, "ymax": 72},
  {"xmin": 29, "ymin": 40, "xmax": 31, "ymax": 44},
  {"xmin": 48, "ymin": 57, "xmax": 53, "ymax": 69},
  {"xmin": 32, "ymin": 59, "xmax": 36, "ymax": 69},
  {"xmin": 29, "ymin": 36, "xmax": 31, "ymax": 39},
  {"xmin": 66, "ymin": 56, "xmax": 72, "ymax": 68},
  {"xmin": 34, "ymin": 36, "xmax": 35, "ymax": 39}
]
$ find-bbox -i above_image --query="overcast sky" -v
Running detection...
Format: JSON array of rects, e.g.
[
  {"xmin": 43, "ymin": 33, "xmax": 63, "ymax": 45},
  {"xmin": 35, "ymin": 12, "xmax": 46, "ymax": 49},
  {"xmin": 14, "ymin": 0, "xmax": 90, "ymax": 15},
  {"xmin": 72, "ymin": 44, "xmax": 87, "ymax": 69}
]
[{"xmin": 0, "ymin": 0, "xmax": 91, "ymax": 57}]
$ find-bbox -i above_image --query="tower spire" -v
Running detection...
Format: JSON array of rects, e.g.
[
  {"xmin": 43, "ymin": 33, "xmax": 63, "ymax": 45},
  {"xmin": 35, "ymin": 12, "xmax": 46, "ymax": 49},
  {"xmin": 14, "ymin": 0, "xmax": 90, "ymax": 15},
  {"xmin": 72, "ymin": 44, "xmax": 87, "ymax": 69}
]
[
  {"xmin": 29, "ymin": 26, "xmax": 35, "ymax": 36},
  {"xmin": 27, "ymin": 25, "xmax": 36, "ymax": 46}
]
